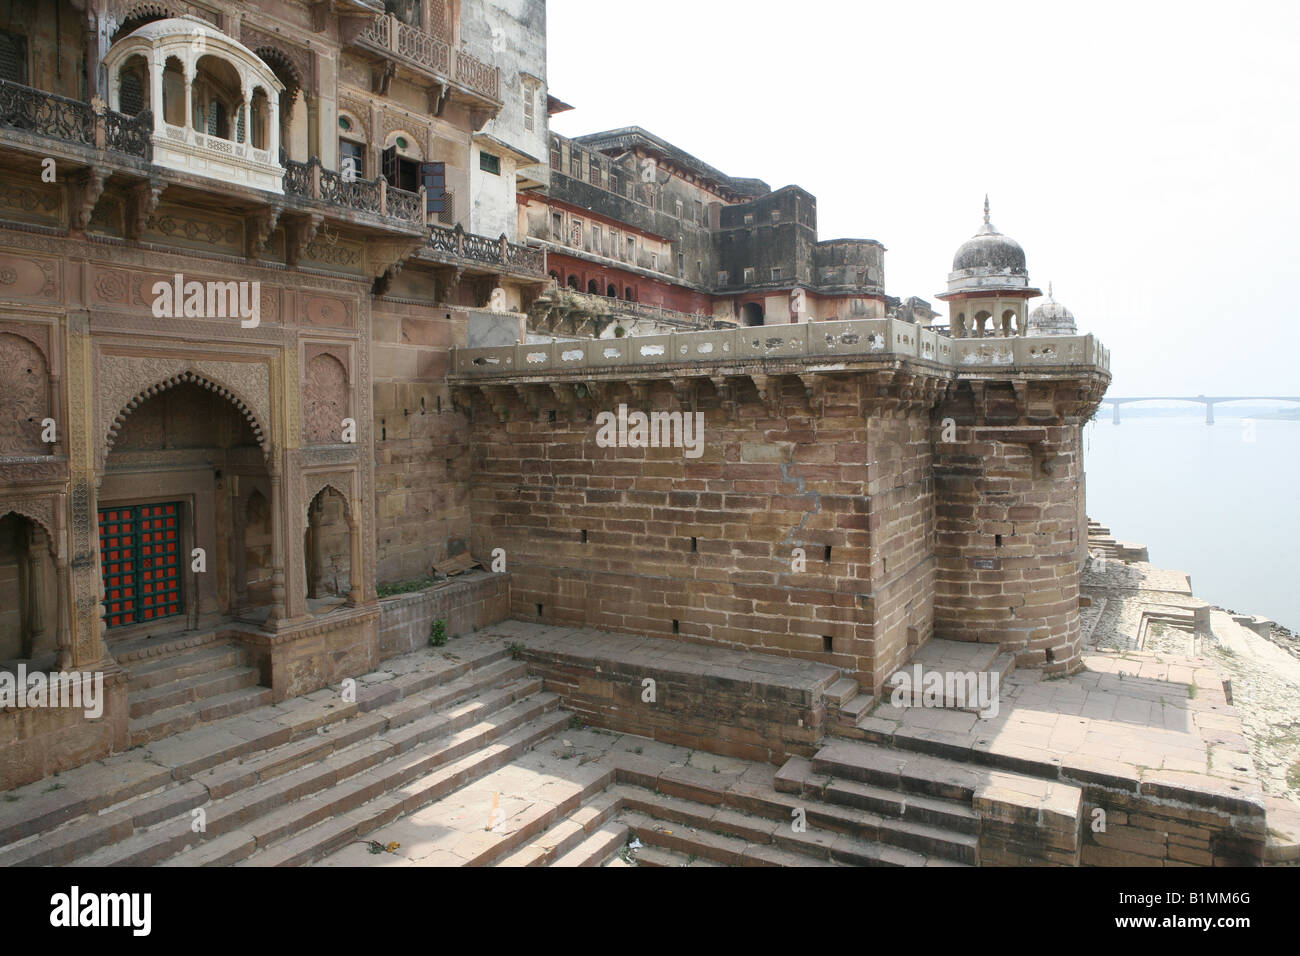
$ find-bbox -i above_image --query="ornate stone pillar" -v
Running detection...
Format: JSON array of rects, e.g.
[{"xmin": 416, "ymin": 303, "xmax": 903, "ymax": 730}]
[
  {"xmin": 22, "ymin": 524, "xmax": 47, "ymax": 659},
  {"xmin": 184, "ymin": 65, "xmax": 195, "ymax": 132},
  {"xmin": 268, "ymin": 457, "xmax": 286, "ymax": 623},
  {"xmin": 65, "ymin": 312, "xmax": 108, "ymax": 670},
  {"xmin": 54, "ymin": 492, "xmax": 71, "ymax": 670},
  {"xmin": 347, "ymin": 508, "xmax": 362, "ymax": 606}
]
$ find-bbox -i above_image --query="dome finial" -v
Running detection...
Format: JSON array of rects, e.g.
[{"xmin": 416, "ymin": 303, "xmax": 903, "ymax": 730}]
[
  {"xmin": 1048, "ymin": 281, "xmax": 1054, "ymax": 301},
  {"xmin": 983, "ymin": 194, "xmax": 990, "ymax": 226}
]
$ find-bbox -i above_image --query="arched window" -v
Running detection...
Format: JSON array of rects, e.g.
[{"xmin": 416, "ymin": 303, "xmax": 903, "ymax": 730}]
[
  {"xmin": 587, "ymin": 279, "xmax": 599, "ymax": 294},
  {"xmin": 192, "ymin": 54, "xmax": 242, "ymax": 139},
  {"xmin": 741, "ymin": 302, "xmax": 764, "ymax": 327},
  {"xmin": 117, "ymin": 54, "xmax": 149, "ymax": 116},
  {"xmin": 607, "ymin": 284, "xmax": 617, "ymax": 298},
  {"xmin": 567, "ymin": 275, "xmax": 580, "ymax": 290}
]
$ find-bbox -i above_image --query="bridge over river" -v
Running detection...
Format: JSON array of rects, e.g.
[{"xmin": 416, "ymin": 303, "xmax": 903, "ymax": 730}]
[{"xmin": 1100, "ymin": 396, "xmax": 1300, "ymax": 424}]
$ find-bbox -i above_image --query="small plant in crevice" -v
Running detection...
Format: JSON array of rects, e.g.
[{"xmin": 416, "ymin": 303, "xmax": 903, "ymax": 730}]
[
  {"xmin": 429, "ymin": 619, "xmax": 448, "ymax": 647},
  {"xmin": 507, "ymin": 641, "xmax": 526, "ymax": 660}
]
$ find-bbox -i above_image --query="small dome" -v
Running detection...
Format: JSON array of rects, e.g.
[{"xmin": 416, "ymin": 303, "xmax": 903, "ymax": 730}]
[
  {"xmin": 952, "ymin": 230, "xmax": 1027, "ymax": 275},
  {"xmin": 951, "ymin": 197, "xmax": 1027, "ymax": 276},
  {"xmin": 1027, "ymin": 284, "xmax": 1077, "ymax": 336}
]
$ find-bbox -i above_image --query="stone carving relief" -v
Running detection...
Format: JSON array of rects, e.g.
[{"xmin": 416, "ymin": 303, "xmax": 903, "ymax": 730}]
[
  {"xmin": 0, "ymin": 182, "xmax": 62, "ymax": 225},
  {"xmin": 0, "ymin": 333, "xmax": 51, "ymax": 456},
  {"xmin": 97, "ymin": 355, "xmax": 272, "ymax": 464},
  {"xmin": 242, "ymin": 27, "xmax": 314, "ymax": 95},
  {"xmin": 338, "ymin": 94, "xmax": 372, "ymax": 140},
  {"xmin": 304, "ymin": 472, "xmax": 354, "ymax": 521},
  {"xmin": 146, "ymin": 211, "xmax": 242, "ymax": 251},
  {"xmin": 94, "ymin": 269, "xmax": 129, "ymax": 304},
  {"xmin": 302, "ymin": 295, "xmax": 353, "ymax": 328},
  {"xmin": 0, "ymin": 253, "xmax": 59, "ymax": 299},
  {"xmin": 0, "ymin": 497, "xmax": 56, "ymax": 544},
  {"xmin": 304, "ymin": 353, "xmax": 348, "ymax": 444},
  {"xmin": 302, "ymin": 238, "xmax": 364, "ymax": 270}
]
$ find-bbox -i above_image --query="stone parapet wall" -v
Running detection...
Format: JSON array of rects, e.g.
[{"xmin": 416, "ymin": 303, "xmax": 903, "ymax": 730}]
[
  {"xmin": 453, "ymin": 318, "xmax": 1110, "ymax": 379},
  {"xmin": 376, "ymin": 570, "xmax": 510, "ymax": 659}
]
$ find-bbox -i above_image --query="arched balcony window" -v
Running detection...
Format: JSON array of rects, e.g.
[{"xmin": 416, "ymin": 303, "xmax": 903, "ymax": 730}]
[{"xmin": 103, "ymin": 17, "xmax": 284, "ymax": 194}]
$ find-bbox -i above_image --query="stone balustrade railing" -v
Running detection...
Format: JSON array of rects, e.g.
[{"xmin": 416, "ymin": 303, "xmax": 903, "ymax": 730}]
[
  {"xmin": 355, "ymin": 13, "xmax": 501, "ymax": 104},
  {"xmin": 424, "ymin": 224, "xmax": 547, "ymax": 276},
  {"xmin": 283, "ymin": 157, "xmax": 425, "ymax": 227},
  {"xmin": 453, "ymin": 317, "xmax": 1111, "ymax": 377},
  {"xmin": 540, "ymin": 287, "xmax": 722, "ymax": 330}
]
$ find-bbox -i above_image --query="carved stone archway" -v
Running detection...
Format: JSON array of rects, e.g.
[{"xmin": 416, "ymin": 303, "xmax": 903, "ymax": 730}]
[{"xmin": 103, "ymin": 367, "xmax": 270, "ymax": 465}]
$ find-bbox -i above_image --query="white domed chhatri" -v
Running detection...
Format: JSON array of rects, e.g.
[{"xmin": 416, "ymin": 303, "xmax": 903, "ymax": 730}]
[
  {"xmin": 1027, "ymin": 283, "xmax": 1078, "ymax": 336},
  {"xmin": 103, "ymin": 16, "xmax": 285, "ymax": 194},
  {"xmin": 936, "ymin": 197, "xmax": 1040, "ymax": 338}
]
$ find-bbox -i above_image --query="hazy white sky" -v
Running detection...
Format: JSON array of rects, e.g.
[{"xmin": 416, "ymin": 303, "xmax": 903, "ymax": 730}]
[{"xmin": 546, "ymin": 0, "xmax": 1300, "ymax": 396}]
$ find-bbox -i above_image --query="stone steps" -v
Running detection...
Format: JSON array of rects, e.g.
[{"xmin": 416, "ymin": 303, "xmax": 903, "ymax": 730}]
[
  {"xmin": 129, "ymin": 684, "xmax": 275, "ymax": 747},
  {"xmin": 130, "ymin": 664, "xmax": 262, "ymax": 719},
  {"xmin": 554, "ymin": 820, "xmax": 631, "ymax": 867},
  {"xmin": 127, "ymin": 643, "xmax": 245, "ymax": 692},
  {"xmin": 620, "ymin": 780, "xmax": 949, "ymax": 866},
  {"xmin": 631, "ymin": 843, "xmax": 724, "ymax": 867},
  {"xmin": 128, "ymin": 683, "xmax": 553, "ymax": 867},
  {"xmin": 272, "ymin": 706, "xmax": 573, "ymax": 867},
  {"xmin": 831, "ymin": 691, "xmax": 876, "ymax": 738},
  {"xmin": 795, "ymin": 737, "xmax": 1084, "ymax": 865},
  {"xmin": 615, "ymin": 801, "xmax": 851, "ymax": 866},
  {"xmin": 493, "ymin": 791, "xmax": 623, "ymax": 867},
  {"xmin": 777, "ymin": 756, "xmax": 980, "ymax": 834},
  {"xmin": 0, "ymin": 646, "xmax": 521, "ymax": 865},
  {"xmin": 123, "ymin": 638, "xmax": 271, "ymax": 746}
]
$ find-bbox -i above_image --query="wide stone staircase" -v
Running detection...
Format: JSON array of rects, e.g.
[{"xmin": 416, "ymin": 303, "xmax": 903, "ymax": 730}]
[
  {"xmin": 0, "ymin": 638, "xmax": 569, "ymax": 867},
  {"xmin": 0, "ymin": 631, "xmax": 1080, "ymax": 867}
]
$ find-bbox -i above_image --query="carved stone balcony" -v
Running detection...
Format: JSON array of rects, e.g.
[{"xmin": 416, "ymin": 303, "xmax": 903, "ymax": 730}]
[{"xmin": 346, "ymin": 13, "xmax": 502, "ymax": 119}]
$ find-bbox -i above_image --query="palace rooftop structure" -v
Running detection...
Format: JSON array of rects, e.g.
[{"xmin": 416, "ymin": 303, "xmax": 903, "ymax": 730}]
[{"xmin": 0, "ymin": 0, "xmax": 1285, "ymax": 870}]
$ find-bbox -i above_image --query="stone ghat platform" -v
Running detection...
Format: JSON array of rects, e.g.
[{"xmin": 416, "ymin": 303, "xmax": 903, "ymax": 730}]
[
  {"xmin": 0, "ymin": 620, "xmax": 1281, "ymax": 866},
  {"xmin": 498, "ymin": 621, "xmax": 843, "ymax": 763}
]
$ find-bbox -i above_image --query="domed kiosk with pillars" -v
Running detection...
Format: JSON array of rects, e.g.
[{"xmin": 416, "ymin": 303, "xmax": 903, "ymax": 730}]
[
  {"xmin": 937, "ymin": 197, "xmax": 1040, "ymax": 337},
  {"xmin": 103, "ymin": 17, "xmax": 285, "ymax": 194}
]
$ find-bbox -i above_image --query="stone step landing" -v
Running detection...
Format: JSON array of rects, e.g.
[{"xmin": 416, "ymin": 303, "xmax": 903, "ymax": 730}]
[
  {"xmin": 786, "ymin": 737, "xmax": 1084, "ymax": 865},
  {"xmin": 125, "ymin": 640, "xmax": 272, "ymax": 747}
]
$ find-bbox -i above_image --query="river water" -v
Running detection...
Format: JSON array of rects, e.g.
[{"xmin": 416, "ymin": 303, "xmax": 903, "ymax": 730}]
[{"xmin": 1082, "ymin": 412, "xmax": 1299, "ymax": 629}]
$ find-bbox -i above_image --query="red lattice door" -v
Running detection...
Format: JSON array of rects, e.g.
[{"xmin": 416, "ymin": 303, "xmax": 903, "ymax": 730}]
[{"xmin": 98, "ymin": 502, "xmax": 184, "ymax": 628}]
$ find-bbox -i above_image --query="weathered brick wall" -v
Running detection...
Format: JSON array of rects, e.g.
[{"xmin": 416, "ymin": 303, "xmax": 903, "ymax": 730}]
[
  {"xmin": 371, "ymin": 301, "xmax": 472, "ymax": 585},
  {"xmin": 932, "ymin": 414, "xmax": 1087, "ymax": 675},
  {"xmin": 861, "ymin": 414, "xmax": 936, "ymax": 690},
  {"xmin": 465, "ymin": 374, "xmax": 935, "ymax": 692}
]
